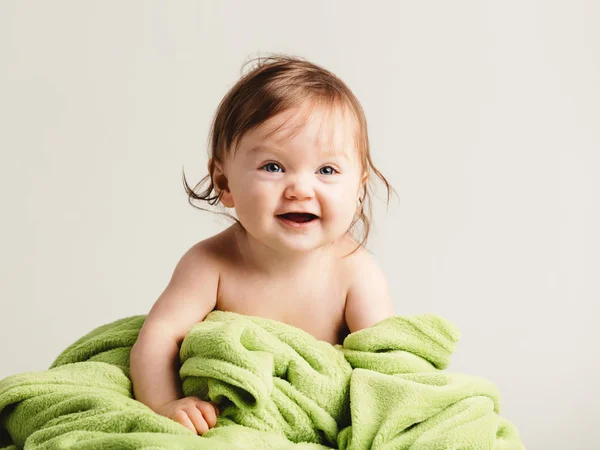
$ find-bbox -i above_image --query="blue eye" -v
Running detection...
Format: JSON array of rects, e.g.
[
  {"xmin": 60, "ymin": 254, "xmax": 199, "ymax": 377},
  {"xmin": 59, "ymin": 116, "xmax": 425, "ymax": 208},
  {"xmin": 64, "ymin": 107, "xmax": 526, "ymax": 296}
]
[
  {"xmin": 318, "ymin": 166, "xmax": 338, "ymax": 175},
  {"xmin": 261, "ymin": 162, "xmax": 283, "ymax": 173},
  {"xmin": 260, "ymin": 163, "xmax": 338, "ymax": 175}
]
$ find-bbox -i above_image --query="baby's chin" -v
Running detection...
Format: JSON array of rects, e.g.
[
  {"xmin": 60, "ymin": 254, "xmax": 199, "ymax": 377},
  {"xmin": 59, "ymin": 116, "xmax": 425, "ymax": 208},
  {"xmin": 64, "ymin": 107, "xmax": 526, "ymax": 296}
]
[
  {"xmin": 244, "ymin": 226, "xmax": 327, "ymax": 253},
  {"xmin": 237, "ymin": 216, "xmax": 349, "ymax": 252},
  {"xmin": 271, "ymin": 230, "xmax": 349, "ymax": 255}
]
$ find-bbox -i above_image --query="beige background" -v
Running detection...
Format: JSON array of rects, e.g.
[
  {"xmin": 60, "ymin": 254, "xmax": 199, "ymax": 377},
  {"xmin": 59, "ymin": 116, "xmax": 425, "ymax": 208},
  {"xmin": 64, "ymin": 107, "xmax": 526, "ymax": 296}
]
[{"xmin": 1, "ymin": 1, "xmax": 598, "ymax": 448}]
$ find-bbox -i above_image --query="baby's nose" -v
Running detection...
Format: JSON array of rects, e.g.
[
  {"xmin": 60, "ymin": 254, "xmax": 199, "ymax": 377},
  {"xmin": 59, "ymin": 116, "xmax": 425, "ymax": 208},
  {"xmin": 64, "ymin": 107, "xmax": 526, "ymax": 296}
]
[{"xmin": 284, "ymin": 174, "xmax": 314, "ymax": 200}]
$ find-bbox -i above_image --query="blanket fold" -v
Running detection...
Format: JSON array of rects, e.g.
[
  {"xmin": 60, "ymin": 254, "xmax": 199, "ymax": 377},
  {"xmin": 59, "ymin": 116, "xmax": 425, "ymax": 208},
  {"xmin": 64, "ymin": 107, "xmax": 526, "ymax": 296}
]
[
  {"xmin": 179, "ymin": 310, "xmax": 352, "ymax": 447},
  {"xmin": 336, "ymin": 316, "xmax": 523, "ymax": 449},
  {"xmin": 0, "ymin": 312, "xmax": 525, "ymax": 449}
]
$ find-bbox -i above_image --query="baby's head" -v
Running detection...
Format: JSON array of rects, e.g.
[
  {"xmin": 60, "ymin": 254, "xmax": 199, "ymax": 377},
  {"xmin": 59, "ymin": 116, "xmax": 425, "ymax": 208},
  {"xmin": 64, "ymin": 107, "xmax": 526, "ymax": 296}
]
[{"xmin": 184, "ymin": 54, "xmax": 394, "ymax": 257}]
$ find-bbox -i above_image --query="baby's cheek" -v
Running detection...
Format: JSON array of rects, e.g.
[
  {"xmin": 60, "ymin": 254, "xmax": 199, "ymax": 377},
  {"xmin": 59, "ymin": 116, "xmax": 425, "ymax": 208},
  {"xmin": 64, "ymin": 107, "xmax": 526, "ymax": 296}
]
[
  {"xmin": 326, "ymin": 188, "xmax": 355, "ymax": 210},
  {"xmin": 323, "ymin": 193, "xmax": 357, "ymax": 225},
  {"xmin": 252, "ymin": 185, "xmax": 276, "ymax": 206},
  {"xmin": 238, "ymin": 186, "xmax": 272, "ymax": 217}
]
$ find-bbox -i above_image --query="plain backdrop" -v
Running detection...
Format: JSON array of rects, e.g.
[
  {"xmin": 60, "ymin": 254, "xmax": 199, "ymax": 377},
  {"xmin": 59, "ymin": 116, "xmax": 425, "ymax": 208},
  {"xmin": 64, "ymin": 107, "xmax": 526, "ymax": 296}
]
[{"xmin": 1, "ymin": 1, "xmax": 598, "ymax": 449}]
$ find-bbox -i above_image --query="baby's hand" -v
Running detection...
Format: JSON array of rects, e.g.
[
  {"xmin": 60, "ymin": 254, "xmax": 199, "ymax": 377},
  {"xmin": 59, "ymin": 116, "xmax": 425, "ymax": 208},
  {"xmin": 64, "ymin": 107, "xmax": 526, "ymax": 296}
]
[{"xmin": 156, "ymin": 396, "xmax": 220, "ymax": 435}]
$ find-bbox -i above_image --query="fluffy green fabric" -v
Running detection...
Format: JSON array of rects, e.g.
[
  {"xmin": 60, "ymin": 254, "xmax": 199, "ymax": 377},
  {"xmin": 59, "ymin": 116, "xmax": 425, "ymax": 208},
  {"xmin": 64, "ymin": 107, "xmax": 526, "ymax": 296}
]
[{"xmin": 0, "ymin": 311, "xmax": 524, "ymax": 449}]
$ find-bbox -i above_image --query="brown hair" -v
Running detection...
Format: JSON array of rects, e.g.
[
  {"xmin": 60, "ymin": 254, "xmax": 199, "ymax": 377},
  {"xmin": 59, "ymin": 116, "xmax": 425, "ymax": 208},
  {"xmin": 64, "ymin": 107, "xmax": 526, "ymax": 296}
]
[{"xmin": 183, "ymin": 53, "xmax": 396, "ymax": 257}]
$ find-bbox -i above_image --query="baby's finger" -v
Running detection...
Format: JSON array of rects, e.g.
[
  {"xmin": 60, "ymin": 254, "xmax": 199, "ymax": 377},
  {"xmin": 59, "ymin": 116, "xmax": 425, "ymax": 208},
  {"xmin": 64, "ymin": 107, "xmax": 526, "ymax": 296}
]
[
  {"xmin": 197, "ymin": 402, "xmax": 218, "ymax": 428},
  {"xmin": 174, "ymin": 410, "xmax": 196, "ymax": 433},
  {"xmin": 186, "ymin": 407, "xmax": 209, "ymax": 435}
]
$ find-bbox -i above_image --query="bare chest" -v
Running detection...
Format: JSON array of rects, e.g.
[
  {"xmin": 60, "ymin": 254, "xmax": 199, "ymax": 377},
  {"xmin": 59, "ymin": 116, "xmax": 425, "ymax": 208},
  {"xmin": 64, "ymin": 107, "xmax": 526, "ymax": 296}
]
[{"xmin": 215, "ymin": 269, "xmax": 350, "ymax": 345}]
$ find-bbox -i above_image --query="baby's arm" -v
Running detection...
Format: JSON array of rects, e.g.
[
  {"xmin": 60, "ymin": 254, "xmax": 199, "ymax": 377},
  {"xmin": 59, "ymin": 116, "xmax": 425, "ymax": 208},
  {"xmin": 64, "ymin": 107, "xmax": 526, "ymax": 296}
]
[
  {"xmin": 130, "ymin": 243, "xmax": 219, "ymax": 433},
  {"xmin": 344, "ymin": 250, "xmax": 396, "ymax": 333}
]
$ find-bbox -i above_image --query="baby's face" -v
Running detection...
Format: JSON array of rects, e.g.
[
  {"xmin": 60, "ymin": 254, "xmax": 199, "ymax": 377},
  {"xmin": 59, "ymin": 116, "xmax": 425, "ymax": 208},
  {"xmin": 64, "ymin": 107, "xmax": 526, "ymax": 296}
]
[{"xmin": 220, "ymin": 104, "xmax": 366, "ymax": 253}]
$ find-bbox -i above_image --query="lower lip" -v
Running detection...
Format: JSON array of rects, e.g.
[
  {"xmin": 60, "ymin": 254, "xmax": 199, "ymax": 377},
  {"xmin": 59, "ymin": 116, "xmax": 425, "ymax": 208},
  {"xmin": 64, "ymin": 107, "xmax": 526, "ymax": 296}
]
[{"xmin": 276, "ymin": 216, "xmax": 319, "ymax": 229}]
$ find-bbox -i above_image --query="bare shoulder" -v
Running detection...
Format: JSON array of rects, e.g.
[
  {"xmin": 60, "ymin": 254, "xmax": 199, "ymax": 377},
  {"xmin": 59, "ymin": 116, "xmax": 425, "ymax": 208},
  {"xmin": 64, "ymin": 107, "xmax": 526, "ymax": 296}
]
[
  {"xmin": 139, "ymin": 231, "xmax": 236, "ymax": 343},
  {"xmin": 195, "ymin": 224, "xmax": 241, "ymax": 267},
  {"xmin": 342, "ymin": 240, "xmax": 396, "ymax": 333},
  {"xmin": 170, "ymin": 225, "xmax": 244, "ymax": 295},
  {"xmin": 174, "ymin": 237, "xmax": 222, "ymax": 278}
]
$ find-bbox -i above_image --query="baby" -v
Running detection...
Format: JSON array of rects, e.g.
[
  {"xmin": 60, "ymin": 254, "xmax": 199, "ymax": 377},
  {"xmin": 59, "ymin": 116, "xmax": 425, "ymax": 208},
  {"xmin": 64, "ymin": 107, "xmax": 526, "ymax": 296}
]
[{"xmin": 130, "ymin": 54, "xmax": 397, "ymax": 435}]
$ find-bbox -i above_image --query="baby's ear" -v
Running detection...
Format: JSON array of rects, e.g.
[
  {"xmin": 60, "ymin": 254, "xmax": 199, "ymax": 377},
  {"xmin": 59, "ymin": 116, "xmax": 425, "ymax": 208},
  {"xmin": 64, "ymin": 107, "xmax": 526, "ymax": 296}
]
[{"xmin": 210, "ymin": 158, "xmax": 235, "ymax": 208}]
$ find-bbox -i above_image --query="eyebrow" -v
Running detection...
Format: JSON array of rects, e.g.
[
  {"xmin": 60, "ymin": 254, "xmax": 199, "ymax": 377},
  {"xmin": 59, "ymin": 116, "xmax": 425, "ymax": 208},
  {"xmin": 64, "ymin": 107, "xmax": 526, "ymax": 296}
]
[{"xmin": 249, "ymin": 145, "xmax": 350, "ymax": 161}]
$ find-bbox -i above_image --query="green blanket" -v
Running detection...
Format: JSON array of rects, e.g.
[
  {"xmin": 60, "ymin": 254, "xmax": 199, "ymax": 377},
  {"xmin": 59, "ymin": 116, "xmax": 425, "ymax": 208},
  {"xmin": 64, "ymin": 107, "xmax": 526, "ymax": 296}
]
[{"xmin": 0, "ymin": 311, "xmax": 524, "ymax": 449}]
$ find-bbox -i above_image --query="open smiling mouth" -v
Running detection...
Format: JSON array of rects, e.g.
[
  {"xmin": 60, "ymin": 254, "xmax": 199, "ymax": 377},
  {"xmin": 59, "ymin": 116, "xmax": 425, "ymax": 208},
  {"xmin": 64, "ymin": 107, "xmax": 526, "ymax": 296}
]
[{"xmin": 276, "ymin": 212, "xmax": 319, "ymax": 225}]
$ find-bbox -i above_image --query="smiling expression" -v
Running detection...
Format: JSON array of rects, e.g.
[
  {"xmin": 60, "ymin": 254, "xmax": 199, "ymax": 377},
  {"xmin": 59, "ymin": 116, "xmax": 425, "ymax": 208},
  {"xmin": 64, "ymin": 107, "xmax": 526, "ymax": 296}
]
[{"xmin": 213, "ymin": 103, "xmax": 367, "ymax": 253}]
